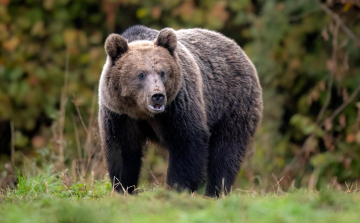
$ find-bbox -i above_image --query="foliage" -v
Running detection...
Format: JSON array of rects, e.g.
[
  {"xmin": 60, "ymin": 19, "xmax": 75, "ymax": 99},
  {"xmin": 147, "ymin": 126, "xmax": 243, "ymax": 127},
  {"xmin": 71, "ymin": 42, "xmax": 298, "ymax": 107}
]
[{"xmin": 0, "ymin": 0, "xmax": 359, "ymax": 190}]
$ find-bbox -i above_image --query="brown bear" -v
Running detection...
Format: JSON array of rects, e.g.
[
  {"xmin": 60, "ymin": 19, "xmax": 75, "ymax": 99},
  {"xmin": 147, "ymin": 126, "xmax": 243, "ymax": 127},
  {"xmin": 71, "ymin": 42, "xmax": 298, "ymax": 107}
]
[{"xmin": 98, "ymin": 25, "xmax": 263, "ymax": 197}]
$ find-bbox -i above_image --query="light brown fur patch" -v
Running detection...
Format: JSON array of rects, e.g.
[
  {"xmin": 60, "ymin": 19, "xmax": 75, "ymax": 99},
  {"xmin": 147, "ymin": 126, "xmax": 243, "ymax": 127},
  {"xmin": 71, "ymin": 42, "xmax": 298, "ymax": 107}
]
[{"xmin": 99, "ymin": 36, "xmax": 181, "ymax": 119}]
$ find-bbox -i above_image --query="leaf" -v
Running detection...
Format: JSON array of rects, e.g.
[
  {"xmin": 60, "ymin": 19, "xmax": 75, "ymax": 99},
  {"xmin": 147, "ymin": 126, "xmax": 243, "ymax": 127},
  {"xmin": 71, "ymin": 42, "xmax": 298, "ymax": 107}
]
[
  {"xmin": 10, "ymin": 67, "xmax": 24, "ymax": 81},
  {"xmin": 346, "ymin": 134, "xmax": 355, "ymax": 143},
  {"xmin": 356, "ymin": 102, "xmax": 360, "ymax": 109},
  {"xmin": 3, "ymin": 37, "xmax": 20, "ymax": 52},
  {"xmin": 136, "ymin": 8, "xmax": 148, "ymax": 19},
  {"xmin": 321, "ymin": 28, "xmax": 329, "ymax": 41},
  {"xmin": 324, "ymin": 118, "xmax": 333, "ymax": 131},
  {"xmin": 343, "ymin": 3, "xmax": 352, "ymax": 12},
  {"xmin": 339, "ymin": 114, "xmax": 346, "ymax": 128},
  {"xmin": 151, "ymin": 7, "xmax": 162, "ymax": 19},
  {"xmin": 0, "ymin": 0, "xmax": 9, "ymax": 5}
]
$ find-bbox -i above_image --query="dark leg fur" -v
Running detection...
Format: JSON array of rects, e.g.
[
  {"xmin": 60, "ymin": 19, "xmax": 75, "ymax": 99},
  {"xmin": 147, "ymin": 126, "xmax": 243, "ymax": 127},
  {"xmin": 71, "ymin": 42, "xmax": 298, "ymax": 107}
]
[
  {"xmin": 166, "ymin": 133, "xmax": 209, "ymax": 192},
  {"xmin": 205, "ymin": 112, "xmax": 256, "ymax": 197},
  {"xmin": 99, "ymin": 106, "xmax": 146, "ymax": 194},
  {"xmin": 154, "ymin": 105, "xmax": 210, "ymax": 193}
]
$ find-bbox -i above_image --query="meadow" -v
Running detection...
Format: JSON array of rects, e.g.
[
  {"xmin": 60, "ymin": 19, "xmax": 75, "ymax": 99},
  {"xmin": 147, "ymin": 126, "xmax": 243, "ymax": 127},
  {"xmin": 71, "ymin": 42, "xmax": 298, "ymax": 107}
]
[{"xmin": 1, "ymin": 171, "xmax": 360, "ymax": 223}]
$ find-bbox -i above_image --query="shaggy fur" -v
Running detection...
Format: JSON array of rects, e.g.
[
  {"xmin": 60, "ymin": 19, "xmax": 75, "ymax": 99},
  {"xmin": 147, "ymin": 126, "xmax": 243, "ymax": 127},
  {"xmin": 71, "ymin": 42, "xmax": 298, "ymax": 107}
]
[{"xmin": 98, "ymin": 25, "xmax": 263, "ymax": 197}]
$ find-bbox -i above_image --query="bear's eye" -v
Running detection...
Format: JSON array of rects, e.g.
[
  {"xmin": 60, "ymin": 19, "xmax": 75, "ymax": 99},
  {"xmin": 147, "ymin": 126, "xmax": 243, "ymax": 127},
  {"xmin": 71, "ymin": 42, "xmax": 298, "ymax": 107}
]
[
  {"xmin": 160, "ymin": 70, "xmax": 165, "ymax": 78},
  {"xmin": 138, "ymin": 72, "xmax": 145, "ymax": 80}
]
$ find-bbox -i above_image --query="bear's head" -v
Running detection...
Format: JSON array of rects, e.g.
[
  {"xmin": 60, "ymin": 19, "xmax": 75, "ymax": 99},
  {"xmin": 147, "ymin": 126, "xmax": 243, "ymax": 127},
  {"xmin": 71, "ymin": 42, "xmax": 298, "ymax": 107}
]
[{"xmin": 99, "ymin": 28, "xmax": 182, "ymax": 119}]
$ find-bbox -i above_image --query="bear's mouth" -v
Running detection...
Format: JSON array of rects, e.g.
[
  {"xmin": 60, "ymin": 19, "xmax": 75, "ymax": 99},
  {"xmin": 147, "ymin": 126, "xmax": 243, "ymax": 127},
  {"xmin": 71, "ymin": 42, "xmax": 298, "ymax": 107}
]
[{"xmin": 149, "ymin": 104, "xmax": 165, "ymax": 112}]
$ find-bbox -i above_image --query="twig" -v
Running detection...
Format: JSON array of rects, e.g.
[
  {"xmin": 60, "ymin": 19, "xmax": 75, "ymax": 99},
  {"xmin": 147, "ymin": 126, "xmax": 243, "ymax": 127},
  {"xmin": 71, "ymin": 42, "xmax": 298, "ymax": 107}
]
[
  {"xmin": 319, "ymin": 3, "xmax": 360, "ymax": 46},
  {"xmin": 345, "ymin": 181, "xmax": 351, "ymax": 193},
  {"xmin": 45, "ymin": 181, "xmax": 49, "ymax": 194},
  {"xmin": 10, "ymin": 121, "xmax": 15, "ymax": 166},
  {"xmin": 147, "ymin": 166, "xmax": 160, "ymax": 185},
  {"xmin": 63, "ymin": 184, "xmax": 75, "ymax": 201},
  {"xmin": 111, "ymin": 176, "xmax": 128, "ymax": 196},
  {"xmin": 320, "ymin": 83, "xmax": 360, "ymax": 126},
  {"xmin": 315, "ymin": 21, "xmax": 339, "ymax": 124},
  {"xmin": 72, "ymin": 94, "xmax": 88, "ymax": 134},
  {"xmin": 58, "ymin": 51, "xmax": 70, "ymax": 167},
  {"xmin": 271, "ymin": 173, "xmax": 284, "ymax": 195},
  {"xmin": 301, "ymin": 21, "xmax": 340, "ymax": 155},
  {"xmin": 327, "ymin": 176, "xmax": 337, "ymax": 189},
  {"xmin": 221, "ymin": 178, "xmax": 225, "ymax": 199},
  {"xmin": 111, "ymin": 176, "xmax": 116, "ymax": 196},
  {"xmin": 317, "ymin": 20, "xmax": 340, "ymax": 124},
  {"xmin": 84, "ymin": 86, "xmax": 97, "ymax": 174},
  {"xmin": 71, "ymin": 114, "xmax": 83, "ymax": 160},
  {"xmin": 289, "ymin": 8, "xmax": 321, "ymax": 21},
  {"xmin": 248, "ymin": 183, "xmax": 255, "ymax": 196},
  {"xmin": 308, "ymin": 169, "xmax": 320, "ymax": 190},
  {"xmin": 91, "ymin": 171, "xmax": 94, "ymax": 188}
]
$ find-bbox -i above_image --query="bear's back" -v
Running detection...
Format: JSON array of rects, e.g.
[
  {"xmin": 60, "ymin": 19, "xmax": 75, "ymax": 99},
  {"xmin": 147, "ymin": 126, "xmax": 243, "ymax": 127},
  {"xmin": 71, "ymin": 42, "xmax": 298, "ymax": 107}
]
[
  {"xmin": 121, "ymin": 25, "xmax": 159, "ymax": 43},
  {"xmin": 175, "ymin": 28, "xmax": 259, "ymax": 122},
  {"xmin": 121, "ymin": 26, "xmax": 237, "ymax": 52}
]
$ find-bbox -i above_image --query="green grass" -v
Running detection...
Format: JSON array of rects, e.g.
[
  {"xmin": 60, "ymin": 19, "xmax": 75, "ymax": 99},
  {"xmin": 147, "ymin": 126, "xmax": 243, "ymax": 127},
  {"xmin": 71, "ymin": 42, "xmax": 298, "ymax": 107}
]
[{"xmin": 1, "ymin": 172, "xmax": 360, "ymax": 223}]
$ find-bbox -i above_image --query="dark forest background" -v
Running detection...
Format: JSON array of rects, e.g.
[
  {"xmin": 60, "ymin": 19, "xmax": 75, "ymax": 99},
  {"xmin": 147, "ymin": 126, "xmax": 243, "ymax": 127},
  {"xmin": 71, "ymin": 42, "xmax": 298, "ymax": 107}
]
[{"xmin": 0, "ymin": 0, "xmax": 360, "ymax": 191}]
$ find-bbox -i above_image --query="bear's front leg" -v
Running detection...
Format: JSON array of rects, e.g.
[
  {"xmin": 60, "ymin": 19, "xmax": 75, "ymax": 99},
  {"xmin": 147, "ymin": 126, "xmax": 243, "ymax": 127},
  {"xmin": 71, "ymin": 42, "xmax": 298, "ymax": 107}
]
[
  {"xmin": 157, "ymin": 108, "xmax": 210, "ymax": 193},
  {"xmin": 166, "ymin": 140, "xmax": 208, "ymax": 192},
  {"xmin": 99, "ymin": 106, "xmax": 146, "ymax": 194}
]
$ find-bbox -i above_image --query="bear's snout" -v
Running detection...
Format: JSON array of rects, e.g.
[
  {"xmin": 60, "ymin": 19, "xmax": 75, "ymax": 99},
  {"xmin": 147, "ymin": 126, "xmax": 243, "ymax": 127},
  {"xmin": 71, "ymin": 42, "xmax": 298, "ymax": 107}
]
[
  {"xmin": 148, "ymin": 92, "xmax": 166, "ymax": 113},
  {"xmin": 151, "ymin": 93, "xmax": 165, "ymax": 104}
]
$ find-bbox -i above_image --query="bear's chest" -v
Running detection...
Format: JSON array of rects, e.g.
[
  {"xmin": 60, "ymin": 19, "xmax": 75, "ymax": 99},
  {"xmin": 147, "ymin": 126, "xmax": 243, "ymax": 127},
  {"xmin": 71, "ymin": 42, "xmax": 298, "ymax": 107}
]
[{"xmin": 146, "ymin": 118, "xmax": 166, "ymax": 146}]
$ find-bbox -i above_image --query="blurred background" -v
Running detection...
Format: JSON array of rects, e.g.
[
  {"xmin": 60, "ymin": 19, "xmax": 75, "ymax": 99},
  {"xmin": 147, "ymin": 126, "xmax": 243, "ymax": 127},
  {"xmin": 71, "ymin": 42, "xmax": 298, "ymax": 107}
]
[{"xmin": 0, "ymin": 0, "xmax": 359, "ymax": 192}]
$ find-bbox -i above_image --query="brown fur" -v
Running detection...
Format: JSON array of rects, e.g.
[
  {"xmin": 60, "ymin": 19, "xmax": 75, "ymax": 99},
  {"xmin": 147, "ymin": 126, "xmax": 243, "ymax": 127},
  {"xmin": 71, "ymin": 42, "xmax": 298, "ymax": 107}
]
[
  {"xmin": 98, "ymin": 26, "xmax": 263, "ymax": 197},
  {"xmin": 99, "ymin": 36, "xmax": 181, "ymax": 119}
]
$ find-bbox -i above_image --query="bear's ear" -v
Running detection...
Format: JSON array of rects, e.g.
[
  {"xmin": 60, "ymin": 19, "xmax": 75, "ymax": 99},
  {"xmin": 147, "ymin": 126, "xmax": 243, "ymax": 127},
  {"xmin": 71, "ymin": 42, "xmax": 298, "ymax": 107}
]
[
  {"xmin": 104, "ymin": 34, "xmax": 128, "ymax": 61},
  {"xmin": 154, "ymin": 28, "xmax": 177, "ymax": 54}
]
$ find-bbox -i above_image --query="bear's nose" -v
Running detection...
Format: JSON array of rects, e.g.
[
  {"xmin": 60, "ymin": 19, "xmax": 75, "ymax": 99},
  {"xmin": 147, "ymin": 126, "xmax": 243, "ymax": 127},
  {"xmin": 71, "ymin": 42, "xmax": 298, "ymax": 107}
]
[{"xmin": 151, "ymin": 93, "xmax": 165, "ymax": 104}]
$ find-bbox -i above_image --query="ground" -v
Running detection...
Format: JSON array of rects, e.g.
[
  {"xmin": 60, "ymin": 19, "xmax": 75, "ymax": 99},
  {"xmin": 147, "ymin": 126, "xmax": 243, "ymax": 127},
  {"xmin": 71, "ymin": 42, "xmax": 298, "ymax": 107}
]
[{"xmin": 0, "ymin": 172, "xmax": 359, "ymax": 223}]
